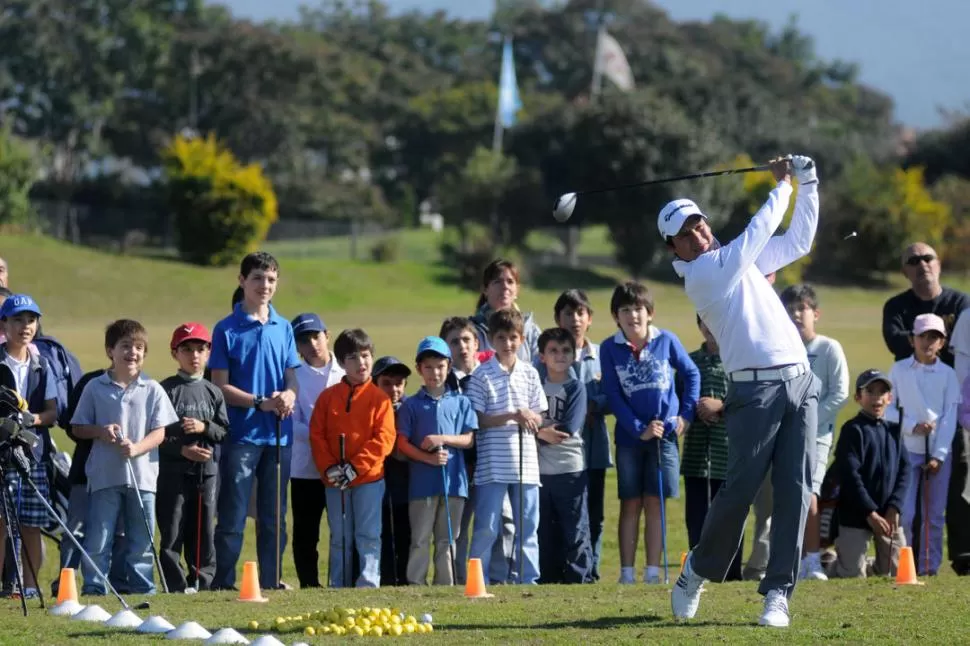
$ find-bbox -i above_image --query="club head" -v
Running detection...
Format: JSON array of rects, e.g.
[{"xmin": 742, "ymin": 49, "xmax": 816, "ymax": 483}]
[
  {"xmin": 843, "ymin": 231, "xmax": 858, "ymax": 241},
  {"xmin": 552, "ymin": 193, "xmax": 577, "ymax": 222},
  {"xmin": 134, "ymin": 601, "xmax": 151, "ymax": 610}
]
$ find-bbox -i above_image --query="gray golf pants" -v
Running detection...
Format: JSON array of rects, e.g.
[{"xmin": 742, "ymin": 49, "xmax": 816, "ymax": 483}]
[{"xmin": 692, "ymin": 370, "xmax": 818, "ymax": 599}]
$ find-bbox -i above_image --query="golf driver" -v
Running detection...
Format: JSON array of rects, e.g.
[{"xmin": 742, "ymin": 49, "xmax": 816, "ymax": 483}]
[
  {"xmin": 191, "ymin": 466, "xmax": 204, "ymax": 594},
  {"xmin": 518, "ymin": 426, "xmax": 525, "ymax": 585},
  {"xmin": 274, "ymin": 415, "xmax": 282, "ymax": 590},
  {"xmin": 339, "ymin": 434, "xmax": 349, "ymax": 588},
  {"xmin": 551, "ymin": 159, "xmax": 788, "ymax": 222},
  {"xmin": 438, "ymin": 446, "xmax": 458, "ymax": 584},
  {"xmin": 923, "ymin": 434, "xmax": 931, "ymax": 574},
  {"xmin": 385, "ymin": 477, "xmax": 399, "ymax": 585},
  {"xmin": 657, "ymin": 435, "xmax": 669, "ymax": 584},
  {"xmin": 126, "ymin": 460, "xmax": 169, "ymax": 594}
]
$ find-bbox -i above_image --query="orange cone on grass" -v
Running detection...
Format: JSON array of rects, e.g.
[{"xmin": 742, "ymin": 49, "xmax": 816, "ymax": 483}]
[
  {"xmin": 894, "ymin": 546, "xmax": 922, "ymax": 585},
  {"xmin": 56, "ymin": 568, "xmax": 79, "ymax": 605},
  {"xmin": 464, "ymin": 558, "xmax": 493, "ymax": 598},
  {"xmin": 679, "ymin": 552, "xmax": 687, "ymax": 574},
  {"xmin": 237, "ymin": 561, "xmax": 268, "ymax": 602}
]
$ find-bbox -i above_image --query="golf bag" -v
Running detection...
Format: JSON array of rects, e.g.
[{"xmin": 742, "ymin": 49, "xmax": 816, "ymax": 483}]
[{"xmin": 32, "ymin": 333, "xmax": 83, "ymax": 430}]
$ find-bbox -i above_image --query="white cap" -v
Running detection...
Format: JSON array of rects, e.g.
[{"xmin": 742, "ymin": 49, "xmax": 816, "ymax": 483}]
[{"xmin": 658, "ymin": 198, "xmax": 706, "ymax": 240}]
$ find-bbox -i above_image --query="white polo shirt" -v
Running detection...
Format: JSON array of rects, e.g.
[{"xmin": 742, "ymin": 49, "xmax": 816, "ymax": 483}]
[{"xmin": 672, "ymin": 181, "xmax": 819, "ymax": 374}]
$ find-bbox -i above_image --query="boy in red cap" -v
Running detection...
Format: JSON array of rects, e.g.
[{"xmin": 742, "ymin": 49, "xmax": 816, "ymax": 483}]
[{"xmin": 157, "ymin": 322, "xmax": 229, "ymax": 591}]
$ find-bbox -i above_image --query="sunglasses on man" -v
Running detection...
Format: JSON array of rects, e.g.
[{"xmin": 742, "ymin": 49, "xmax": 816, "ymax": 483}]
[{"xmin": 906, "ymin": 254, "xmax": 936, "ymax": 266}]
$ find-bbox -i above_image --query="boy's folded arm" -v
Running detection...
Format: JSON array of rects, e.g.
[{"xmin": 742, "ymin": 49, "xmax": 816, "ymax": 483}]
[
  {"xmin": 136, "ymin": 426, "xmax": 167, "ymax": 455},
  {"xmin": 71, "ymin": 424, "xmax": 106, "ymax": 440},
  {"xmin": 561, "ymin": 381, "xmax": 588, "ymax": 436},
  {"xmin": 395, "ymin": 434, "xmax": 433, "ymax": 464},
  {"xmin": 476, "ymin": 411, "xmax": 518, "ymax": 429},
  {"xmin": 203, "ymin": 394, "xmax": 230, "ymax": 444}
]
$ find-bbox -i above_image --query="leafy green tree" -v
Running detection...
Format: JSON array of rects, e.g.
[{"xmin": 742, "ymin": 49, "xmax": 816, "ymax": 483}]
[{"xmin": 0, "ymin": 125, "xmax": 44, "ymax": 227}]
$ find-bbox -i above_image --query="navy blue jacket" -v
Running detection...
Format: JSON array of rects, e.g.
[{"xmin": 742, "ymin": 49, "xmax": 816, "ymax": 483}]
[{"xmin": 833, "ymin": 411, "xmax": 911, "ymax": 529}]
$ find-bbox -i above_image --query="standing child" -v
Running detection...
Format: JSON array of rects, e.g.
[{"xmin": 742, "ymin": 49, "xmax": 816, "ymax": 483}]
[
  {"xmin": 0, "ymin": 295, "xmax": 57, "ymax": 599},
  {"xmin": 157, "ymin": 323, "xmax": 229, "ymax": 592},
  {"xmin": 210, "ymin": 252, "xmax": 301, "ymax": 591},
  {"xmin": 289, "ymin": 313, "xmax": 344, "ymax": 588},
  {"xmin": 780, "ymin": 284, "xmax": 850, "ymax": 580},
  {"xmin": 553, "ymin": 289, "xmax": 612, "ymax": 581},
  {"xmin": 680, "ymin": 315, "xmax": 743, "ymax": 580},
  {"xmin": 888, "ymin": 313, "xmax": 961, "ymax": 575},
  {"xmin": 829, "ymin": 370, "xmax": 910, "ymax": 578},
  {"xmin": 535, "ymin": 327, "xmax": 592, "ymax": 583},
  {"xmin": 71, "ymin": 319, "xmax": 179, "ymax": 595},
  {"xmin": 466, "ymin": 309, "xmax": 547, "ymax": 584},
  {"xmin": 396, "ymin": 337, "xmax": 477, "ymax": 585},
  {"xmin": 373, "ymin": 356, "xmax": 412, "ymax": 587},
  {"xmin": 601, "ymin": 282, "xmax": 700, "ymax": 584},
  {"xmin": 309, "ymin": 329, "xmax": 396, "ymax": 588}
]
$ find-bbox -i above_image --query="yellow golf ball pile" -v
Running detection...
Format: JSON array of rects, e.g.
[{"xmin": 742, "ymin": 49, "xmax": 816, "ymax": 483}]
[{"xmin": 247, "ymin": 607, "xmax": 435, "ymax": 638}]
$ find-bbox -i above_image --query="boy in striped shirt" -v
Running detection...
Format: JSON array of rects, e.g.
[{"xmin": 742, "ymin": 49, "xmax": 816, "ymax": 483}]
[{"xmin": 466, "ymin": 309, "xmax": 547, "ymax": 584}]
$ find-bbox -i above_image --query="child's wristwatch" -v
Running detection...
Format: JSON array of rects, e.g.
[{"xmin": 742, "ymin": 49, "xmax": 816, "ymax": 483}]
[{"xmin": 253, "ymin": 394, "xmax": 265, "ymax": 409}]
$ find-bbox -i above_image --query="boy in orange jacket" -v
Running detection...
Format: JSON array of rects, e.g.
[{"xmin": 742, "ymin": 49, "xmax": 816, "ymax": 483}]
[{"xmin": 310, "ymin": 328, "xmax": 396, "ymax": 588}]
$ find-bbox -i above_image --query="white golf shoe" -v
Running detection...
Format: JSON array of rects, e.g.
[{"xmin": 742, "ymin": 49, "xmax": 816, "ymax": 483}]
[
  {"xmin": 671, "ymin": 552, "xmax": 706, "ymax": 619},
  {"xmin": 758, "ymin": 590, "xmax": 790, "ymax": 628},
  {"xmin": 799, "ymin": 554, "xmax": 829, "ymax": 581}
]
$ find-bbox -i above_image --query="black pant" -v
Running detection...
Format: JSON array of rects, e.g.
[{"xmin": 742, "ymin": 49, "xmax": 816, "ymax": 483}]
[
  {"xmin": 586, "ymin": 468, "xmax": 606, "ymax": 581},
  {"xmin": 290, "ymin": 477, "xmax": 327, "ymax": 587},
  {"xmin": 156, "ymin": 467, "xmax": 217, "ymax": 591},
  {"xmin": 380, "ymin": 502, "xmax": 410, "ymax": 586},
  {"xmin": 948, "ymin": 428, "xmax": 970, "ymax": 575},
  {"xmin": 684, "ymin": 476, "xmax": 743, "ymax": 581}
]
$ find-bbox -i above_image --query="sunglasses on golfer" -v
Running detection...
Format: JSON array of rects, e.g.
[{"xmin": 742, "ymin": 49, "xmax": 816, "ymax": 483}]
[{"xmin": 906, "ymin": 254, "xmax": 936, "ymax": 266}]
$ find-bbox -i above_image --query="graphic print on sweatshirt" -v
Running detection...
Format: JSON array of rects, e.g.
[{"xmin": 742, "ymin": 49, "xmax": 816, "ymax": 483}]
[{"xmin": 615, "ymin": 349, "xmax": 671, "ymax": 398}]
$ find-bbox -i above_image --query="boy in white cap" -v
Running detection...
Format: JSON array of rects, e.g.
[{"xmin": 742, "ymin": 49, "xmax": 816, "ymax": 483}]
[{"xmin": 888, "ymin": 312, "xmax": 961, "ymax": 575}]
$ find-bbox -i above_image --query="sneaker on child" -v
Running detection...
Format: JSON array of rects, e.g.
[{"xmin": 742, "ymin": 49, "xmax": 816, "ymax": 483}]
[{"xmin": 799, "ymin": 553, "xmax": 829, "ymax": 581}]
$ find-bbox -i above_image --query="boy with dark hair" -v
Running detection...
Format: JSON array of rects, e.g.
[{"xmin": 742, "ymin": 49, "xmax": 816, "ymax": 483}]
[
  {"xmin": 211, "ymin": 251, "xmax": 301, "ymax": 591},
  {"xmin": 681, "ymin": 315, "xmax": 742, "ymax": 579},
  {"xmin": 289, "ymin": 313, "xmax": 344, "ymax": 588},
  {"xmin": 535, "ymin": 327, "xmax": 592, "ymax": 583},
  {"xmin": 0, "ymin": 295, "xmax": 57, "ymax": 599},
  {"xmin": 310, "ymin": 329, "xmax": 396, "ymax": 587},
  {"xmin": 601, "ymin": 281, "xmax": 700, "ymax": 584},
  {"xmin": 72, "ymin": 319, "xmax": 179, "ymax": 595},
  {"xmin": 553, "ymin": 288, "xmax": 611, "ymax": 581},
  {"xmin": 779, "ymin": 283, "xmax": 850, "ymax": 580},
  {"xmin": 157, "ymin": 323, "xmax": 229, "ymax": 592},
  {"xmin": 829, "ymin": 370, "xmax": 910, "ymax": 578},
  {"xmin": 396, "ymin": 337, "xmax": 477, "ymax": 585},
  {"xmin": 373, "ymin": 355, "xmax": 412, "ymax": 587},
  {"xmin": 466, "ymin": 309, "xmax": 547, "ymax": 584}
]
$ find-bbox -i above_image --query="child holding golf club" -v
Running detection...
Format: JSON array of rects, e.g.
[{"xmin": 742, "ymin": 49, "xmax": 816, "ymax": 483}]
[
  {"xmin": 600, "ymin": 282, "xmax": 700, "ymax": 585},
  {"xmin": 535, "ymin": 327, "xmax": 592, "ymax": 584},
  {"xmin": 465, "ymin": 308, "xmax": 547, "ymax": 585},
  {"xmin": 888, "ymin": 313, "xmax": 961, "ymax": 576},
  {"xmin": 780, "ymin": 284, "xmax": 850, "ymax": 581},
  {"xmin": 553, "ymin": 289, "xmax": 612, "ymax": 582},
  {"xmin": 396, "ymin": 336, "xmax": 477, "ymax": 585},
  {"xmin": 157, "ymin": 322, "xmax": 229, "ymax": 592},
  {"xmin": 71, "ymin": 319, "xmax": 179, "ymax": 595},
  {"xmin": 309, "ymin": 328, "xmax": 396, "ymax": 588},
  {"xmin": 470, "ymin": 259, "xmax": 542, "ymax": 362},
  {"xmin": 680, "ymin": 315, "xmax": 742, "ymax": 580},
  {"xmin": 373, "ymin": 356, "xmax": 412, "ymax": 587},
  {"xmin": 828, "ymin": 369, "xmax": 910, "ymax": 578},
  {"xmin": 0, "ymin": 294, "xmax": 58, "ymax": 600},
  {"xmin": 289, "ymin": 313, "xmax": 344, "ymax": 588}
]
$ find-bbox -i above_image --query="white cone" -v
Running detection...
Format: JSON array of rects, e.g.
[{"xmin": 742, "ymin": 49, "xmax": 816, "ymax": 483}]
[
  {"xmin": 204, "ymin": 628, "xmax": 250, "ymax": 645},
  {"xmin": 248, "ymin": 636, "xmax": 285, "ymax": 646},
  {"xmin": 138, "ymin": 615, "xmax": 176, "ymax": 634},
  {"xmin": 72, "ymin": 604, "xmax": 112, "ymax": 622},
  {"xmin": 106, "ymin": 609, "xmax": 143, "ymax": 628},
  {"xmin": 167, "ymin": 621, "xmax": 213, "ymax": 640},
  {"xmin": 49, "ymin": 600, "xmax": 84, "ymax": 616}
]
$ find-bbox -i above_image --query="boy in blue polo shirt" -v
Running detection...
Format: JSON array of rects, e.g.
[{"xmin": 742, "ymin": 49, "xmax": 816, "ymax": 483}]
[
  {"xmin": 396, "ymin": 337, "xmax": 477, "ymax": 585},
  {"xmin": 0, "ymin": 295, "xmax": 58, "ymax": 600},
  {"xmin": 210, "ymin": 252, "xmax": 301, "ymax": 591}
]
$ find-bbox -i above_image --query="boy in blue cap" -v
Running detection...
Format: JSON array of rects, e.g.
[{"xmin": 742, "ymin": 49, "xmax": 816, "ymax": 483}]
[
  {"xmin": 289, "ymin": 312, "xmax": 344, "ymax": 588},
  {"xmin": 396, "ymin": 337, "xmax": 477, "ymax": 585},
  {"xmin": 0, "ymin": 294, "xmax": 58, "ymax": 599},
  {"xmin": 373, "ymin": 355, "xmax": 412, "ymax": 586}
]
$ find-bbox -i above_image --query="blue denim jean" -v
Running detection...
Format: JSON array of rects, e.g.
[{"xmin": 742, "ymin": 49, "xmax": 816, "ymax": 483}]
[
  {"xmin": 81, "ymin": 486, "xmax": 155, "ymax": 595},
  {"xmin": 214, "ymin": 444, "xmax": 292, "ymax": 590},
  {"xmin": 60, "ymin": 484, "xmax": 128, "ymax": 593},
  {"xmin": 470, "ymin": 482, "xmax": 540, "ymax": 584},
  {"xmin": 325, "ymin": 480, "xmax": 384, "ymax": 588},
  {"xmin": 538, "ymin": 471, "xmax": 593, "ymax": 584}
]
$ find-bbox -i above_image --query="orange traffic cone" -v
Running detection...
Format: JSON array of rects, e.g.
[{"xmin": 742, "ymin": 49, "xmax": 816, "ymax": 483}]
[
  {"xmin": 894, "ymin": 546, "xmax": 923, "ymax": 586},
  {"xmin": 56, "ymin": 568, "xmax": 79, "ymax": 605},
  {"xmin": 464, "ymin": 558, "xmax": 493, "ymax": 599},
  {"xmin": 237, "ymin": 561, "xmax": 268, "ymax": 602}
]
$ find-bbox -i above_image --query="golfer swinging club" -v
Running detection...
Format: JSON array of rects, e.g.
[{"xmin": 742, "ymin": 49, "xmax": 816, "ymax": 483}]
[{"xmin": 665, "ymin": 155, "xmax": 820, "ymax": 628}]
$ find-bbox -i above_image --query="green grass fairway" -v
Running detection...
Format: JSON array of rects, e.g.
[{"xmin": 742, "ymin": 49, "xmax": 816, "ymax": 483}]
[{"xmin": 0, "ymin": 233, "xmax": 963, "ymax": 644}]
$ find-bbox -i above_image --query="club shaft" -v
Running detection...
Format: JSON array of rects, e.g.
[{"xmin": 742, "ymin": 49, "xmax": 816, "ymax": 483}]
[{"xmin": 575, "ymin": 165, "xmax": 771, "ymax": 198}]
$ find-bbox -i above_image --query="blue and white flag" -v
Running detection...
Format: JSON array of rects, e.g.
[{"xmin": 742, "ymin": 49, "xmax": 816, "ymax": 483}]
[{"xmin": 497, "ymin": 36, "xmax": 523, "ymax": 129}]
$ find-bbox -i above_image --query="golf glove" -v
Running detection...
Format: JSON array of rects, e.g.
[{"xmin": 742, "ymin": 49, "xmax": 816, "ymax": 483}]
[
  {"xmin": 340, "ymin": 462, "xmax": 358, "ymax": 486},
  {"xmin": 325, "ymin": 464, "xmax": 348, "ymax": 489},
  {"xmin": 791, "ymin": 155, "xmax": 817, "ymax": 185}
]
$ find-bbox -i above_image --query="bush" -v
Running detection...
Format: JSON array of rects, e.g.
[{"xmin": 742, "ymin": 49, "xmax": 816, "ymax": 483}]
[
  {"xmin": 163, "ymin": 134, "xmax": 278, "ymax": 267},
  {"xmin": 0, "ymin": 125, "xmax": 43, "ymax": 229},
  {"xmin": 369, "ymin": 237, "xmax": 400, "ymax": 263}
]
